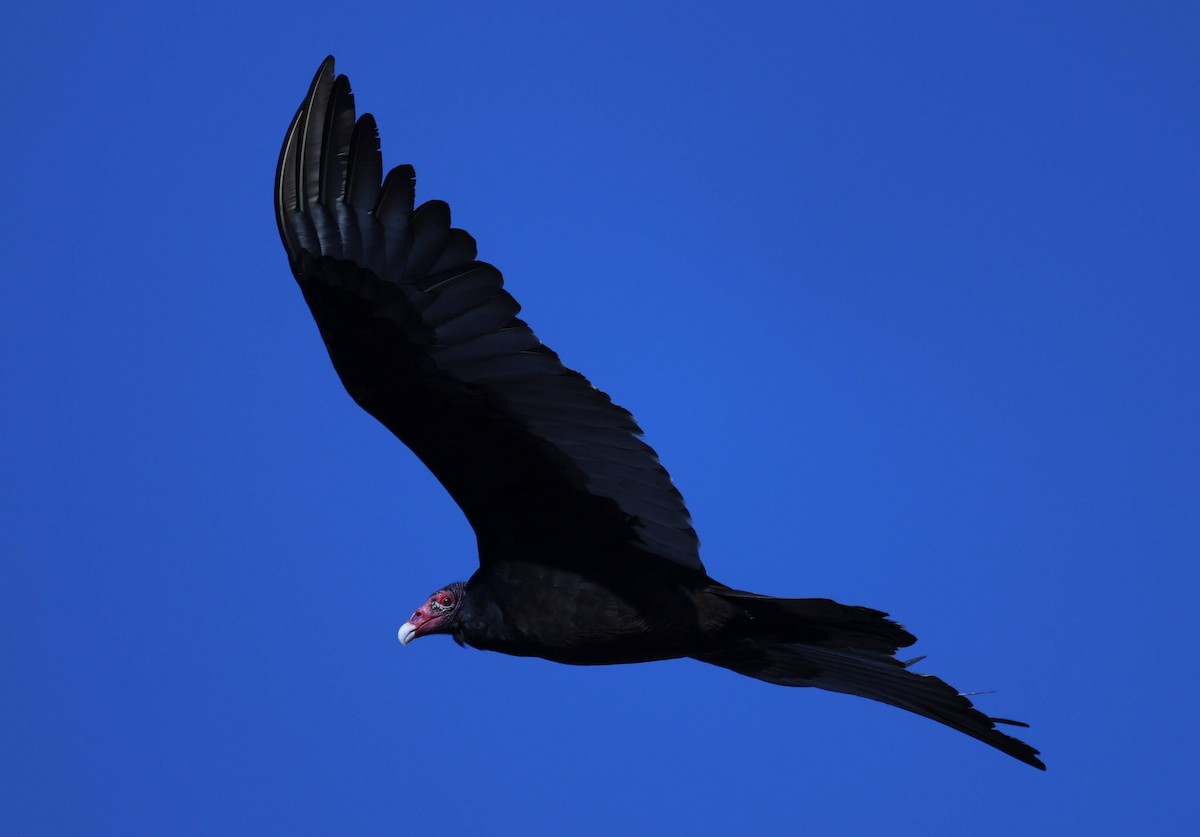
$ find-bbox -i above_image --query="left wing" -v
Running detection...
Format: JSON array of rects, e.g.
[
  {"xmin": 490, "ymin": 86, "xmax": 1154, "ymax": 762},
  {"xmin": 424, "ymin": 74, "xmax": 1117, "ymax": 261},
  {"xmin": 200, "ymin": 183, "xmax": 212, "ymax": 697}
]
[{"xmin": 275, "ymin": 57, "xmax": 702, "ymax": 572}]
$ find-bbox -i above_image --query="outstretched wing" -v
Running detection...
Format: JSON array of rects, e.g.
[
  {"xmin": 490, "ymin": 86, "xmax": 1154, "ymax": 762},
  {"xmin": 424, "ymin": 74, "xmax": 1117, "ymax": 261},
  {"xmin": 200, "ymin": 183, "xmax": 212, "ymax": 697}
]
[
  {"xmin": 703, "ymin": 640, "xmax": 1044, "ymax": 768},
  {"xmin": 275, "ymin": 57, "xmax": 701, "ymax": 572},
  {"xmin": 693, "ymin": 591, "xmax": 1045, "ymax": 770}
]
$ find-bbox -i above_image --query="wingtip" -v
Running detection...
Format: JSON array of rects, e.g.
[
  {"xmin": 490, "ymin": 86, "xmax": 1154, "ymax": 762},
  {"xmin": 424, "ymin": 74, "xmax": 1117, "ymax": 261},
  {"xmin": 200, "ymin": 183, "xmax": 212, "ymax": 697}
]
[
  {"xmin": 984, "ymin": 715, "xmax": 1045, "ymax": 770},
  {"xmin": 308, "ymin": 56, "xmax": 336, "ymax": 100},
  {"xmin": 276, "ymin": 56, "xmax": 337, "ymax": 255},
  {"xmin": 1016, "ymin": 745, "xmax": 1047, "ymax": 771}
]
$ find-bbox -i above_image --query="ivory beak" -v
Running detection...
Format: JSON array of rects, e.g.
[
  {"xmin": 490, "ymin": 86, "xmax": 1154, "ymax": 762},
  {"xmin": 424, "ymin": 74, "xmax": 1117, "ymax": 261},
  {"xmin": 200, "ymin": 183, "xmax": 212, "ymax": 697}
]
[{"xmin": 398, "ymin": 621, "xmax": 418, "ymax": 645}]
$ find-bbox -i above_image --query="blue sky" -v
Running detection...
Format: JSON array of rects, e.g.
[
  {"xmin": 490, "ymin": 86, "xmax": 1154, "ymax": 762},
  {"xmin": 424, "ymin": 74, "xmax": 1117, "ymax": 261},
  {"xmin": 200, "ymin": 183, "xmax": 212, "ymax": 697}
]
[{"xmin": 3, "ymin": 2, "xmax": 1197, "ymax": 834}]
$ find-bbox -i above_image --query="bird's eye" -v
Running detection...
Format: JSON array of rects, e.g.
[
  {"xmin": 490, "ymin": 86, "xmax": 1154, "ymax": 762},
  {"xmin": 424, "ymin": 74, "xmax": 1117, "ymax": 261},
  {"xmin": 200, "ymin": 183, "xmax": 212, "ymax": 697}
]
[{"xmin": 440, "ymin": 595, "xmax": 453, "ymax": 607}]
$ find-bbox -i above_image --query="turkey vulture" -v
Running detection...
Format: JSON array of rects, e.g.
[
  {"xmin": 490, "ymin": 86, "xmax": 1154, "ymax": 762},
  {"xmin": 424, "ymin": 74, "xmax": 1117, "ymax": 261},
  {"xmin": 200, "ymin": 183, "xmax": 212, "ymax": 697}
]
[{"xmin": 275, "ymin": 56, "xmax": 1044, "ymax": 770}]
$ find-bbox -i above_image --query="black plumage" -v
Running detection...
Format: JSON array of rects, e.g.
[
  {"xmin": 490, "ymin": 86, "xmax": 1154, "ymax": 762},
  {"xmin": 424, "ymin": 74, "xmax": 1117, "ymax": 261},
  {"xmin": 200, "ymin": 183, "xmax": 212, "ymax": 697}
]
[{"xmin": 275, "ymin": 57, "xmax": 1044, "ymax": 770}]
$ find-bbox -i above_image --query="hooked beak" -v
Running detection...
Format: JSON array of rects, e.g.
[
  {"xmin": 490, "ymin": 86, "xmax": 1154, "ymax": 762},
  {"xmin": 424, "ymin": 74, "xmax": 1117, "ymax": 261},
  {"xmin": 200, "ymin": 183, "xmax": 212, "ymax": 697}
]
[{"xmin": 398, "ymin": 621, "xmax": 418, "ymax": 645}]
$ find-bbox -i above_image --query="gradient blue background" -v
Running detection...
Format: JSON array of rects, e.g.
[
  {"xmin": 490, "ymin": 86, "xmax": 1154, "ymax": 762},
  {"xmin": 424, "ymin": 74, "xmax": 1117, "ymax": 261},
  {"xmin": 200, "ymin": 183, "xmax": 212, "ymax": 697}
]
[{"xmin": 3, "ymin": 2, "xmax": 1197, "ymax": 834}]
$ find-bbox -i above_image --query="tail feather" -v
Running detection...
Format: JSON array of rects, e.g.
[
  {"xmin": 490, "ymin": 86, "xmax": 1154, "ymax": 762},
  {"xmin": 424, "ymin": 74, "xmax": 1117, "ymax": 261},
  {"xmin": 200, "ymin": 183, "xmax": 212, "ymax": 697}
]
[
  {"xmin": 697, "ymin": 590, "xmax": 1044, "ymax": 770},
  {"xmin": 714, "ymin": 589, "xmax": 918, "ymax": 654}
]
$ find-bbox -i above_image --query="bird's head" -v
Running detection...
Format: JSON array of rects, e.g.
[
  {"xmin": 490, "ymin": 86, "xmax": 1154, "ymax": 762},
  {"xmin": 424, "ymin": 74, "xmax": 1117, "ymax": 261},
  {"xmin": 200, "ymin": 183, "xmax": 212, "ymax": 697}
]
[{"xmin": 398, "ymin": 582, "xmax": 466, "ymax": 645}]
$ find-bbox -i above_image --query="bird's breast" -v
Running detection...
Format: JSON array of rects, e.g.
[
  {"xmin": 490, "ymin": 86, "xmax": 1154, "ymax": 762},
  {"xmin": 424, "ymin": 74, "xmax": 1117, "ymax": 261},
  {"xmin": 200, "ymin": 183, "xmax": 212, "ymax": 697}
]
[{"xmin": 459, "ymin": 560, "xmax": 708, "ymax": 666}]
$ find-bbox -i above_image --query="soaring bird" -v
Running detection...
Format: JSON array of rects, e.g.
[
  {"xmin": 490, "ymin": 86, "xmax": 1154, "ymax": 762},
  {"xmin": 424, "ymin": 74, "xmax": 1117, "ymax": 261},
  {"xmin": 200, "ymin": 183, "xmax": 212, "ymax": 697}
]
[{"xmin": 275, "ymin": 56, "xmax": 1043, "ymax": 770}]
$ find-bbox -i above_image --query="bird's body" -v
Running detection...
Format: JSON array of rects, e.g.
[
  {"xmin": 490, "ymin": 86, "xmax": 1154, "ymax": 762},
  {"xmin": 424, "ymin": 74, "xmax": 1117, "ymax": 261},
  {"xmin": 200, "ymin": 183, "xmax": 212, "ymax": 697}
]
[
  {"xmin": 460, "ymin": 557, "xmax": 706, "ymax": 664},
  {"xmin": 276, "ymin": 57, "xmax": 1044, "ymax": 770}
]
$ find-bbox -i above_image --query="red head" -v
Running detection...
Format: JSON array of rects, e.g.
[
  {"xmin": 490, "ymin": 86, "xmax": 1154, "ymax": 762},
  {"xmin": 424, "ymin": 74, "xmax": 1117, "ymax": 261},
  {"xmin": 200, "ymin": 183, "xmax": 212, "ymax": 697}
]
[{"xmin": 398, "ymin": 582, "xmax": 466, "ymax": 645}]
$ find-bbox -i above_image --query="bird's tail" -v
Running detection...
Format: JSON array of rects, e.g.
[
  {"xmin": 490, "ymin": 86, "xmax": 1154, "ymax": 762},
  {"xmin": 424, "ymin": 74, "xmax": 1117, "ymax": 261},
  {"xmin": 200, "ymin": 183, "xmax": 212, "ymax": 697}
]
[{"xmin": 693, "ymin": 589, "xmax": 1045, "ymax": 769}]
